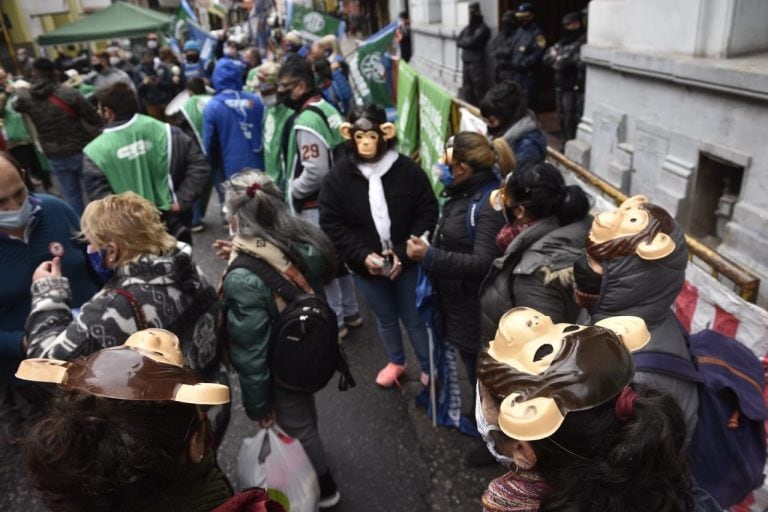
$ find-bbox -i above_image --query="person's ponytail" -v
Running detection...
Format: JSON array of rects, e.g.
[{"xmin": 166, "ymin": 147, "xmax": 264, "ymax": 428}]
[
  {"xmin": 491, "ymin": 137, "xmax": 516, "ymax": 177},
  {"xmin": 556, "ymin": 184, "xmax": 590, "ymax": 226}
]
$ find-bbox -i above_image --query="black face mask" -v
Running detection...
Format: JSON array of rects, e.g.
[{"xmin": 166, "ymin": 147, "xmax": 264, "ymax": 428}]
[
  {"xmin": 488, "ymin": 123, "xmax": 507, "ymax": 138},
  {"xmin": 572, "ymin": 252, "xmax": 603, "ymax": 311},
  {"xmin": 93, "ymin": 63, "xmax": 104, "ymax": 72},
  {"xmin": 563, "ymin": 28, "xmax": 582, "ymax": 42},
  {"xmin": 186, "ymin": 54, "xmax": 199, "ymax": 63}
]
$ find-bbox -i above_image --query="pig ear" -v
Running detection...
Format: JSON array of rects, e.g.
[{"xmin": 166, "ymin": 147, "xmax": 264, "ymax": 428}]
[
  {"xmin": 340, "ymin": 122, "xmax": 354, "ymax": 140},
  {"xmin": 497, "ymin": 393, "xmax": 564, "ymax": 441},
  {"xmin": 15, "ymin": 358, "xmax": 69, "ymax": 384},
  {"xmin": 635, "ymin": 232, "xmax": 676, "ymax": 260},
  {"xmin": 595, "ymin": 316, "xmax": 650, "ymax": 352}
]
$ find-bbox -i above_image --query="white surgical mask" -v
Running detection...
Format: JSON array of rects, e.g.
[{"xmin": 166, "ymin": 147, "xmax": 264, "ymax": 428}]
[
  {"xmin": 0, "ymin": 195, "xmax": 33, "ymax": 230},
  {"xmin": 147, "ymin": 40, "xmax": 158, "ymax": 49},
  {"xmin": 224, "ymin": 47, "xmax": 237, "ymax": 58},
  {"xmin": 475, "ymin": 383, "xmax": 516, "ymax": 468},
  {"xmin": 109, "ymin": 56, "xmax": 120, "ymax": 66},
  {"xmin": 261, "ymin": 94, "xmax": 276, "ymax": 108}
]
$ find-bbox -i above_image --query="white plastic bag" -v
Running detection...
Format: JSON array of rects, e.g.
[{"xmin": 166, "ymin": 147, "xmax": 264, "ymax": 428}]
[{"xmin": 236, "ymin": 424, "xmax": 320, "ymax": 512}]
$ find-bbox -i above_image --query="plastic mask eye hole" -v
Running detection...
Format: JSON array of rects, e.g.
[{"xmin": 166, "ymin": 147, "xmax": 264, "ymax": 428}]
[
  {"xmin": 630, "ymin": 218, "xmax": 637, "ymax": 223},
  {"xmin": 562, "ymin": 325, "xmax": 580, "ymax": 333},
  {"xmin": 533, "ymin": 344, "xmax": 553, "ymax": 362}
]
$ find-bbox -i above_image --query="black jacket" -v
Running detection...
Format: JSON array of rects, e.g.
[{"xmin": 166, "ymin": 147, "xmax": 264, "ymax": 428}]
[
  {"xmin": 457, "ymin": 20, "xmax": 491, "ymax": 63},
  {"xmin": 319, "ymin": 154, "xmax": 438, "ymax": 277},
  {"xmin": 83, "ymin": 121, "xmax": 211, "ymax": 212},
  {"xmin": 13, "ymin": 79, "xmax": 102, "ymax": 157},
  {"xmin": 425, "ymin": 173, "xmax": 505, "ymax": 353},
  {"xmin": 479, "ymin": 215, "xmax": 591, "ymax": 343}
]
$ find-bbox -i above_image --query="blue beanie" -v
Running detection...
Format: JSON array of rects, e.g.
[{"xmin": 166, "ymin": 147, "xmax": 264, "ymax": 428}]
[{"xmin": 184, "ymin": 40, "xmax": 201, "ymax": 52}]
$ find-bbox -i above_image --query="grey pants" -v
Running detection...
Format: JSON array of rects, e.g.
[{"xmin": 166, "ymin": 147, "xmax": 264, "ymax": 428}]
[{"xmin": 273, "ymin": 386, "xmax": 329, "ymax": 476}]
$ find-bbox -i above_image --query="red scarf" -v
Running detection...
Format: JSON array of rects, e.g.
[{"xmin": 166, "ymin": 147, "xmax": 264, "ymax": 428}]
[{"xmin": 496, "ymin": 221, "xmax": 536, "ymax": 252}]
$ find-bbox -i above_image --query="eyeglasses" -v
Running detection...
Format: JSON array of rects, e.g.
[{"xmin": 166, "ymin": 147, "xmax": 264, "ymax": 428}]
[{"xmin": 277, "ymin": 80, "xmax": 299, "ymax": 92}]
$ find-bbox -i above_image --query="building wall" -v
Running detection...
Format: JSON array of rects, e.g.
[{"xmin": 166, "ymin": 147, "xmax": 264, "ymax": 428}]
[
  {"xmin": 567, "ymin": 0, "xmax": 768, "ymax": 306},
  {"xmin": 407, "ymin": 0, "xmax": 498, "ymax": 96}
]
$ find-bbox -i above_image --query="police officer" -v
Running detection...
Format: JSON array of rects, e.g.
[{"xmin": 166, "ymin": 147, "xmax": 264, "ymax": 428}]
[
  {"xmin": 543, "ymin": 12, "xmax": 586, "ymax": 141},
  {"xmin": 490, "ymin": 10, "xmax": 516, "ymax": 83},
  {"xmin": 510, "ymin": 2, "xmax": 546, "ymax": 109},
  {"xmin": 457, "ymin": 2, "xmax": 491, "ymax": 106}
]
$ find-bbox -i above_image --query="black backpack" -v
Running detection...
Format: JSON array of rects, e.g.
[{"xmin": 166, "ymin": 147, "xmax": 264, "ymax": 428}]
[{"xmin": 227, "ymin": 254, "xmax": 355, "ymax": 393}]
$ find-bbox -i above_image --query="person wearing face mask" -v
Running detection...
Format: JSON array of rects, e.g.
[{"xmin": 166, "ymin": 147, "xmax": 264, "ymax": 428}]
[
  {"xmin": 0, "ymin": 150, "xmax": 99, "ymax": 391},
  {"xmin": 182, "ymin": 40, "xmax": 208, "ymax": 83},
  {"xmin": 480, "ymin": 80, "xmax": 547, "ymax": 166},
  {"xmin": 259, "ymin": 62, "xmax": 294, "ymax": 190},
  {"xmin": 13, "ymin": 57, "xmax": 102, "ymax": 215},
  {"xmin": 280, "ymin": 31, "xmax": 308, "ymax": 61},
  {"xmin": 489, "ymin": 11, "xmax": 517, "ymax": 84},
  {"xmin": 82, "ymin": 82, "xmax": 211, "ymax": 244},
  {"xmin": 146, "ymin": 33, "xmax": 160, "ymax": 54},
  {"xmin": 86, "ymin": 51, "xmax": 136, "ymax": 93},
  {"xmin": 278, "ymin": 58, "xmax": 363, "ymax": 340},
  {"xmin": 25, "ymin": 191, "xmax": 220, "ymax": 380},
  {"xmin": 457, "ymin": 2, "xmax": 491, "ymax": 106},
  {"xmin": 135, "ymin": 51, "xmax": 174, "ymax": 121},
  {"xmin": 202, "ymin": 56, "xmax": 264, "ymax": 214},
  {"xmin": 508, "ymin": 3, "xmax": 546, "ymax": 110},
  {"xmin": 406, "ymin": 132, "xmax": 513, "ymax": 396},
  {"xmin": 543, "ymin": 12, "xmax": 587, "ymax": 141},
  {"xmin": 478, "ymin": 162, "xmax": 591, "ymax": 346}
]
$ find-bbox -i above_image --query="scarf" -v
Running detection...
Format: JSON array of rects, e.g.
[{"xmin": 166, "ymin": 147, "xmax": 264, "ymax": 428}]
[
  {"xmin": 229, "ymin": 235, "xmax": 313, "ymax": 309},
  {"xmin": 496, "ymin": 221, "xmax": 537, "ymax": 253},
  {"xmin": 356, "ymin": 149, "xmax": 399, "ymax": 250},
  {"xmin": 482, "ymin": 469, "xmax": 548, "ymax": 512}
]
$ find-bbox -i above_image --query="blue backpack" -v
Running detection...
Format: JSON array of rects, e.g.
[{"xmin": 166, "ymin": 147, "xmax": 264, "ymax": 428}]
[{"xmin": 634, "ymin": 329, "xmax": 767, "ymax": 508}]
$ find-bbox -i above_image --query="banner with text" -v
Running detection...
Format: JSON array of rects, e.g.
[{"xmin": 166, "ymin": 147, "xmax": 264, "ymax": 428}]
[
  {"xmin": 289, "ymin": 4, "xmax": 341, "ymax": 41},
  {"xmin": 396, "ymin": 61, "xmax": 419, "ymax": 156},
  {"xmin": 349, "ymin": 21, "xmax": 397, "ymax": 108},
  {"xmin": 418, "ymin": 75, "xmax": 452, "ymax": 195}
]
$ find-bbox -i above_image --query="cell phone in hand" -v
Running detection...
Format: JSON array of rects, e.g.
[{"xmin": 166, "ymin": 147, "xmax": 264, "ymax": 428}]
[{"xmin": 381, "ymin": 253, "xmax": 393, "ymax": 275}]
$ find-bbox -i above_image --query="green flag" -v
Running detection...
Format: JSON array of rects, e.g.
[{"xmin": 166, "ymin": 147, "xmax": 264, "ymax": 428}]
[
  {"xmin": 349, "ymin": 21, "xmax": 397, "ymax": 108},
  {"xmin": 396, "ymin": 61, "xmax": 419, "ymax": 157},
  {"xmin": 418, "ymin": 76, "xmax": 452, "ymax": 196},
  {"xmin": 290, "ymin": 5, "xmax": 341, "ymax": 41}
]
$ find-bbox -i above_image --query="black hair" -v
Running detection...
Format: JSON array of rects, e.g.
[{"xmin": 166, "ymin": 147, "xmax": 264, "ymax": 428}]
[
  {"xmin": 479, "ymin": 80, "xmax": 527, "ymax": 127},
  {"xmin": 505, "ymin": 162, "xmax": 590, "ymax": 225},
  {"xmin": 278, "ymin": 56, "xmax": 315, "ymax": 90},
  {"xmin": 533, "ymin": 385, "xmax": 693, "ymax": 512},
  {"xmin": 24, "ymin": 391, "xmax": 200, "ymax": 512},
  {"xmin": 312, "ymin": 57, "xmax": 332, "ymax": 83},
  {"xmin": 186, "ymin": 77, "xmax": 206, "ymax": 96},
  {"xmin": 32, "ymin": 58, "xmax": 56, "ymax": 79},
  {"xmin": 96, "ymin": 82, "xmax": 139, "ymax": 120}
]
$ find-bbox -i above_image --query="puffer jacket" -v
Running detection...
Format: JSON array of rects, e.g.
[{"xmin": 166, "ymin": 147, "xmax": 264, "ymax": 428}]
[
  {"xmin": 590, "ymin": 222, "xmax": 699, "ymax": 439},
  {"xmin": 498, "ymin": 111, "xmax": 547, "ymax": 166},
  {"xmin": 26, "ymin": 243, "xmax": 218, "ymax": 372},
  {"xmin": 479, "ymin": 215, "xmax": 591, "ymax": 344},
  {"xmin": 13, "ymin": 78, "xmax": 101, "ymax": 157},
  {"xmin": 223, "ymin": 242, "xmax": 325, "ymax": 421},
  {"xmin": 423, "ymin": 172, "xmax": 504, "ymax": 353}
]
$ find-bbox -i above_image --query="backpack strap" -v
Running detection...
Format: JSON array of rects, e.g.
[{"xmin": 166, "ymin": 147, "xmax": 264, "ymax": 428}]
[
  {"xmin": 466, "ymin": 180, "xmax": 499, "ymax": 242},
  {"xmin": 227, "ymin": 253, "xmax": 302, "ymax": 303},
  {"xmin": 110, "ymin": 288, "xmax": 149, "ymax": 330},
  {"xmin": 48, "ymin": 95, "xmax": 77, "ymax": 118},
  {"xmin": 633, "ymin": 350, "xmax": 703, "ymax": 383}
]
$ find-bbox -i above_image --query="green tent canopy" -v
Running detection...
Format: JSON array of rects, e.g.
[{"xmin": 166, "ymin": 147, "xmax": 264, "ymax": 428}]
[{"xmin": 38, "ymin": 2, "xmax": 171, "ymax": 46}]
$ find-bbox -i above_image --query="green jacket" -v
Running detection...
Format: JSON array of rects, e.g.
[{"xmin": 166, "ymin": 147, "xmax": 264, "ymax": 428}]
[{"xmin": 223, "ymin": 242, "xmax": 326, "ymax": 420}]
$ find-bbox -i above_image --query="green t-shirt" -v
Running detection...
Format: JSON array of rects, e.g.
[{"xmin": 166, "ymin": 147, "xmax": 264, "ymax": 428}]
[
  {"xmin": 84, "ymin": 114, "xmax": 174, "ymax": 211},
  {"xmin": 2, "ymin": 96, "xmax": 31, "ymax": 143}
]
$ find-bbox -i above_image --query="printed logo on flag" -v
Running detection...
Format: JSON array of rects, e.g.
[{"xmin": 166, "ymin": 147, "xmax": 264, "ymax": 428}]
[
  {"xmin": 360, "ymin": 53, "xmax": 386, "ymax": 84},
  {"xmin": 303, "ymin": 12, "xmax": 326, "ymax": 33}
]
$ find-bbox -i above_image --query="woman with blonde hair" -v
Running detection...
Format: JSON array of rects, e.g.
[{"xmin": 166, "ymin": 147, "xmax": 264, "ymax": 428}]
[
  {"xmin": 25, "ymin": 191, "xmax": 220, "ymax": 378},
  {"xmin": 407, "ymin": 132, "xmax": 514, "ymax": 395}
]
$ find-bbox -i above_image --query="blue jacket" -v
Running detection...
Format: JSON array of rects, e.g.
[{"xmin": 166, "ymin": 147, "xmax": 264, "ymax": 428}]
[
  {"xmin": 203, "ymin": 58, "xmax": 264, "ymax": 177},
  {"xmin": 321, "ymin": 69, "xmax": 353, "ymax": 115}
]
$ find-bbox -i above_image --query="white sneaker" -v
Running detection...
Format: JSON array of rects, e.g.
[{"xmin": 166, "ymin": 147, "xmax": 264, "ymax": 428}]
[{"xmin": 319, "ymin": 490, "xmax": 341, "ymax": 508}]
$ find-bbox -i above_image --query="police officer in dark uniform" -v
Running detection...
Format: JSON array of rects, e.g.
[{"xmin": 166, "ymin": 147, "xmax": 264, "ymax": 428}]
[
  {"xmin": 509, "ymin": 2, "xmax": 546, "ymax": 109},
  {"xmin": 490, "ymin": 10, "xmax": 517, "ymax": 83},
  {"xmin": 457, "ymin": 2, "xmax": 491, "ymax": 106},
  {"xmin": 543, "ymin": 11, "xmax": 587, "ymax": 141}
]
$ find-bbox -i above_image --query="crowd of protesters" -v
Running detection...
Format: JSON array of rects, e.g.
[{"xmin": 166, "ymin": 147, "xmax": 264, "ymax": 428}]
[{"xmin": 0, "ymin": 12, "xmax": 738, "ymax": 512}]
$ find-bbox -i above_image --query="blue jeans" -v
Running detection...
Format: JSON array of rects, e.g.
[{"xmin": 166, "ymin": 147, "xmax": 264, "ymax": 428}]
[
  {"xmin": 354, "ymin": 265, "xmax": 432, "ymax": 373},
  {"xmin": 47, "ymin": 153, "xmax": 85, "ymax": 215}
]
